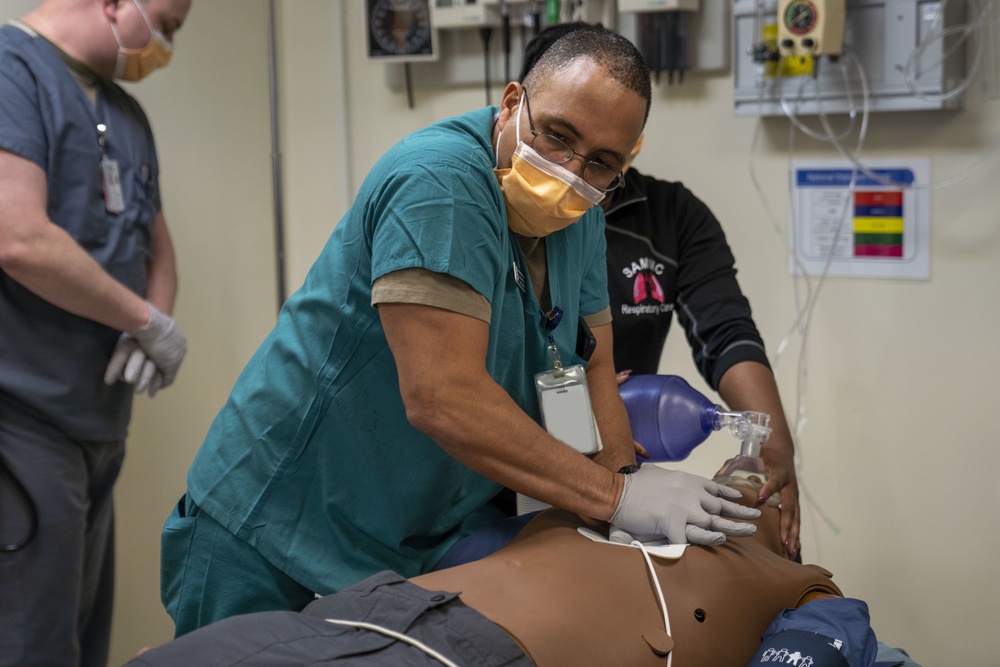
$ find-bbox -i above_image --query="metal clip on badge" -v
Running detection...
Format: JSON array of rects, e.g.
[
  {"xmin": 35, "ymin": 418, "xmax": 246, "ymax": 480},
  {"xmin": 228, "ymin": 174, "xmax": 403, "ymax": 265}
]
[{"xmin": 544, "ymin": 307, "xmax": 564, "ymax": 375}]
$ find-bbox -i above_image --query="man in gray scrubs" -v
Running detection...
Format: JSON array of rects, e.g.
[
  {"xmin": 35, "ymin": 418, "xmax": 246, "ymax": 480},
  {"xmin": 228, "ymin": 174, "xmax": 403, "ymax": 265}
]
[{"xmin": 0, "ymin": 1, "xmax": 190, "ymax": 665}]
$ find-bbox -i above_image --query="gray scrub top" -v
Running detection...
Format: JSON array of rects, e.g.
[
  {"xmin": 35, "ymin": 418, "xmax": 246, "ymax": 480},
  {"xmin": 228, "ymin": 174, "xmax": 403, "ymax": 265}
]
[{"xmin": 0, "ymin": 23, "xmax": 160, "ymax": 440}]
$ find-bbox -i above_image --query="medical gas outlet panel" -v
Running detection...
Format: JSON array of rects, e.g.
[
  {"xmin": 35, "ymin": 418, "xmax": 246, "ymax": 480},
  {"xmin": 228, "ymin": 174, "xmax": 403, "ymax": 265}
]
[
  {"xmin": 732, "ymin": 0, "xmax": 968, "ymax": 117},
  {"xmin": 378, "ymin": 0, "xmax": 731, "ymax": 94},
  {"xmin": 378, "ymin": 0, "xmax": 618, "ymax": 94},
  {"xmin": 776, "ymin": 0, "xmax": 846, "ymax": 57},
  {"xmin": 617, "ymin": 0, "xmax": 730, "ymax": 78}
]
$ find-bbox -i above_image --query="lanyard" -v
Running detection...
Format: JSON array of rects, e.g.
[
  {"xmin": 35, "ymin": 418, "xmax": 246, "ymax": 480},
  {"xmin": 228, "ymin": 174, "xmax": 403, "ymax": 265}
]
[
  {"xmin": 543, "ymin": 306, "xmax": 564, "ymax": 373},
  {"xmin": 96, "ymin": 122, "xmax": 125, "ymax": 214}
]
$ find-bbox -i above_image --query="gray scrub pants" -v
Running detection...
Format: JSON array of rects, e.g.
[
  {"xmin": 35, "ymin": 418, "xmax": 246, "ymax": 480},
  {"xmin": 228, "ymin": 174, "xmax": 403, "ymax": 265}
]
[
  {"xmin": 127, "ymin": 571, "xmax": 533, "ymax": 666},
  {"xmin": 0, "ymin": 391, "xmax": 123, "ymax": 667}
]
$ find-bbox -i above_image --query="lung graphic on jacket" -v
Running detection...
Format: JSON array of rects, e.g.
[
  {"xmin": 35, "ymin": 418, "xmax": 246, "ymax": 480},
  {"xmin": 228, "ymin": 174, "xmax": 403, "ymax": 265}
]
[{"xmin": 633, "ymin": 270, "xmax": 665, "ymax": 304}]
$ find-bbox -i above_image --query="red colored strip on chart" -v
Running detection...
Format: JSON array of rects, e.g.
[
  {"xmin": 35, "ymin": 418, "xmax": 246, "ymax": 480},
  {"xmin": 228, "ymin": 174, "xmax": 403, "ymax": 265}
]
[{"xmin": 855, "ymin": 191, "xmax": 902, "ymax": 207}]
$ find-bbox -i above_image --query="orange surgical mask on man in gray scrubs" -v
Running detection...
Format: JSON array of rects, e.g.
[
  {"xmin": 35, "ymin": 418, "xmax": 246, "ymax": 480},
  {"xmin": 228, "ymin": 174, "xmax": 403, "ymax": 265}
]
[{"xmin": 108, "ymin": 0, "xmax": 173, "ymax": 81}]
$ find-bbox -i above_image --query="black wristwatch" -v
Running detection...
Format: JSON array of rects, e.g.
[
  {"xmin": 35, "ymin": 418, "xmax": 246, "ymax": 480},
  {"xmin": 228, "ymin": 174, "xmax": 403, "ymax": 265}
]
[{"xmin": 618, "ymin": 464, "xmax": 642, "ymax": 475}]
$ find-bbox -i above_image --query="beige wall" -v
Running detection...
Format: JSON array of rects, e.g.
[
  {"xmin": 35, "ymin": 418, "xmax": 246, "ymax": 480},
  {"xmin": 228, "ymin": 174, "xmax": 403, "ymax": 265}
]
[{"xmin": 4, "ymin": 1, "xmax": 998, "ymax": 664}]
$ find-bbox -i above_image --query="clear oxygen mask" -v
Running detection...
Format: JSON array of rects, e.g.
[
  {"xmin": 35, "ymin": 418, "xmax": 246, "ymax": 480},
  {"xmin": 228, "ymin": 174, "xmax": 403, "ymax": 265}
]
[{"xmin": 712, "ymin": 410, "xmax": 781, "ymax": 506}]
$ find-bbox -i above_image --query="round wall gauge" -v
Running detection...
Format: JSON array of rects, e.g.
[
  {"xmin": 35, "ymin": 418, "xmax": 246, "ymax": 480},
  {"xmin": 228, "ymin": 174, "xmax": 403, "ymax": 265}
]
[
  {"xmin": 783, "ymin": 0, "xmax": 818, "ymax": 36},
  {"xmin": 366, "ymin": 0, "xmax": 435, "ymax": 61}
]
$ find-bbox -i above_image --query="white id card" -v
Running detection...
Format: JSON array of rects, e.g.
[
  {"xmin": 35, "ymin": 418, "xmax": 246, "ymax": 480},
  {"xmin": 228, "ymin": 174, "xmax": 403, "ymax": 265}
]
[
  {"xmin": 535, "ymin": 364, "xmax": 601, "ymax": 455},
  {"xmin": 100, "ymin": 157, "xmax": 125, "ymax": 214}
]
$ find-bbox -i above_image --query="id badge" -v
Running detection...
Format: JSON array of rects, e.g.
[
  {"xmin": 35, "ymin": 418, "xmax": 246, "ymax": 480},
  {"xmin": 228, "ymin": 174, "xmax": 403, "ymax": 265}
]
[
  {"xmin": 535, "ymin": 364, "xmax": 601, "ymax": 455},
  {"xmin": 100, "ymin": 157, "xmax": 125, "ymax": 214}
]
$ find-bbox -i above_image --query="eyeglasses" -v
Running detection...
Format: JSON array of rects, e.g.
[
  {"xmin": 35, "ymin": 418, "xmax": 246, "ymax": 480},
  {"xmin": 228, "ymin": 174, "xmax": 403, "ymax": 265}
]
[{"xmin": 521, "ymin": 91, "xmax": 624, "ymax": 192}]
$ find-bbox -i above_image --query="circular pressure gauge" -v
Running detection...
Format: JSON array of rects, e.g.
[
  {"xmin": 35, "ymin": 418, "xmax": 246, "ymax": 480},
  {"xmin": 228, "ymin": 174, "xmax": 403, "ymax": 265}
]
[
  {"xmin": 783, "ymin": 0, "xmax": 818, "ymax": 36},
  {"xmin": 367, "ymin": 0, "xmax": 435, "ymax": 61}
]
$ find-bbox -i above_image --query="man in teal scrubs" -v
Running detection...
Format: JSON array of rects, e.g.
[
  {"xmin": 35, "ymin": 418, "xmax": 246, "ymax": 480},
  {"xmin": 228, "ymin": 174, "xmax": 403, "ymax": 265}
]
[{"xmin": 162, "ymin": 26, "xmax": 760, "ymax": 636}]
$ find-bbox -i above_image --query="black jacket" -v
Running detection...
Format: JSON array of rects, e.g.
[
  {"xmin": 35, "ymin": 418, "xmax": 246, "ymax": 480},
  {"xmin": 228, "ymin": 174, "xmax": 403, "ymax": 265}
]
[{"xmin": 603, "ymin": 168, "xmax": 770, "ymax": 389}]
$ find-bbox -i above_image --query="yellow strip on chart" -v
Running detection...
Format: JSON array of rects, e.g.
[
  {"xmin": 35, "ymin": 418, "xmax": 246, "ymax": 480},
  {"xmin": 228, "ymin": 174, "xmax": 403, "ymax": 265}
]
[{"xmin": 854, "ymin": 217, "xmax": 904, "ymax": 234}]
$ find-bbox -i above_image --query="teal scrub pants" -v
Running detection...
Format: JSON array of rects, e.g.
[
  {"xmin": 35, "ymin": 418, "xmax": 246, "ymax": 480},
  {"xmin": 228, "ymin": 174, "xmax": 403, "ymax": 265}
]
[{"xmin": 160, "ymin": 494, "xmax": 316, "ymax": 637}]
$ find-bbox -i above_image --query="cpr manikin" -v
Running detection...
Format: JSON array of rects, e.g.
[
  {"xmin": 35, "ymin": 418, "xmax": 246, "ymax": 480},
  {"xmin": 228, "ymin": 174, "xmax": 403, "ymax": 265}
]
[{"xmin": 124, "ymin": 432, "xmax": 878, "ymax": 667}]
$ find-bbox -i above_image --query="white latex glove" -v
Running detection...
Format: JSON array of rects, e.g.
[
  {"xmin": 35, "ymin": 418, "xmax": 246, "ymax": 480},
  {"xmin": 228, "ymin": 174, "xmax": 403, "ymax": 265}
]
[
  {"xmin": 104, "ymin": 333, "xmax": 166, "ymax": 397},
  {"xmin": 609, "ymin": 464, "xmax": 761, "ymax": 546},
  {"xmin": 104, "ymin": 303, "xmax": 186, "ymax": 392},
  {"xmin": 132, "ymin": 303, "xmax": 186, "ymax": 388}
]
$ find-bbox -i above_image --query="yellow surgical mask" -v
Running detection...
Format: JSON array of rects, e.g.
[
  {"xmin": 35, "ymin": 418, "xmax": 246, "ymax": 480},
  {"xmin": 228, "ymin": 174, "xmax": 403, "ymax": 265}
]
[
  {"xmin": 109, "ymin": 0, "xmax": 173, "ymax": 82},
  {"xmin": 494, "ymin": 94, "xmax": 605, "ymax": 238}
]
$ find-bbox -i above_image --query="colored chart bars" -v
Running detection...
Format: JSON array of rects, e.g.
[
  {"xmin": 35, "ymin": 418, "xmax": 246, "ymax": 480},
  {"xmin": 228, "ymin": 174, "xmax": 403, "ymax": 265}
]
[{"xmin": 853, "ymin": 191, "xmax": 903, "ymax": 257}]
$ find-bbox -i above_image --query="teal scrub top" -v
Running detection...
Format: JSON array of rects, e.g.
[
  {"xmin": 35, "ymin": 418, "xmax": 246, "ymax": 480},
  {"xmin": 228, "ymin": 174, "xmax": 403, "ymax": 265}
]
[{"xmin": 187, "ymin": 107, "xmax": 610, "ymax": 594}]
